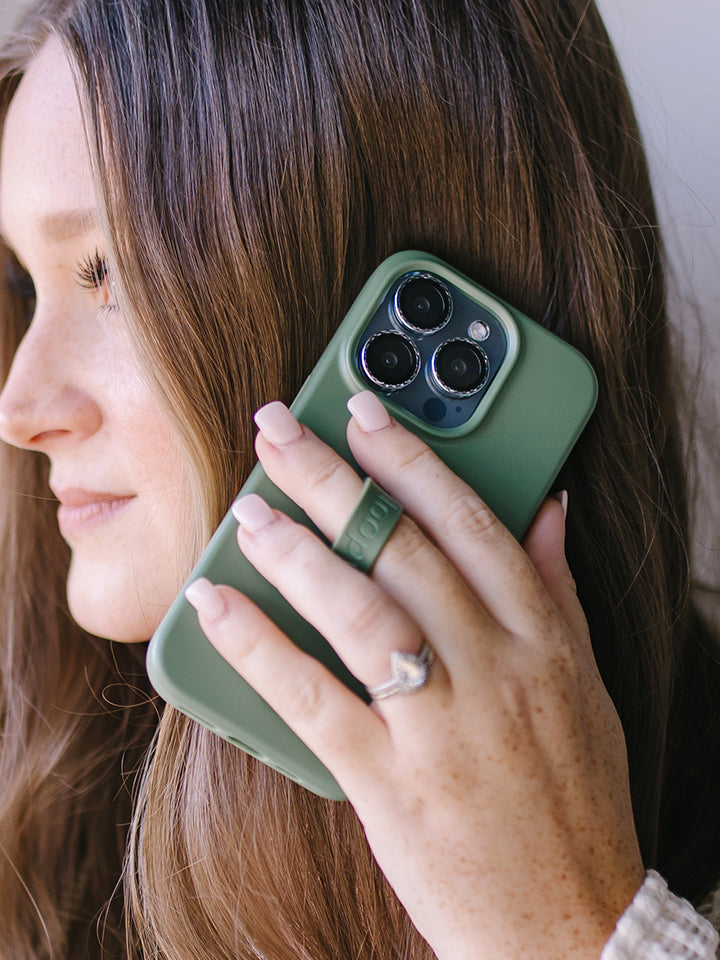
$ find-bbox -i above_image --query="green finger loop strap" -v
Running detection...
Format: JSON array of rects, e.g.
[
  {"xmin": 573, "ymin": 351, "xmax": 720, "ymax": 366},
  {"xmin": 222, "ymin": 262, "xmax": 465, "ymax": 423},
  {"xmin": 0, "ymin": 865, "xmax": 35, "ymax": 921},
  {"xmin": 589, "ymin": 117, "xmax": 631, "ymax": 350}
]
[{"xmin": 331, "ymin": 478, "xmax": 403, "ymax": 573}]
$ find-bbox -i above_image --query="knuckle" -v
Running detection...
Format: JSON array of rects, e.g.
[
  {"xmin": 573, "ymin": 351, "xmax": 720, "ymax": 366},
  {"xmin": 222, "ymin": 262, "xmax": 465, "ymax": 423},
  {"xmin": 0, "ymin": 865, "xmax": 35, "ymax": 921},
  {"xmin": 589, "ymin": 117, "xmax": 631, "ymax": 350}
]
[
  {"xmin": 215, "ymin": 595, "xmax": 266, "ymax": 661},
  {"xmin": 283, "ymin": 672, "xmax": 327, "ymax": 728},
  {"xmin": 395, "ymin": 443, "xmax": 442, "ymax": 480},
  {"xmin": 343, "ymin": 584, "xmax": 393, "ymax": 641},
  {"xmin": 443, "ymin": 492, "xmax": 498, "ymax": 542},
  {"xmin": 383, "ymin": 518, "xmax": 426, "ymax": 568},
  {"xmin": 230, "ymin": 622, "xmax": 264, "ymax": 663},
  {"xmin": 303, "ymin": 455, "xmax": 346, "ymax": 497},
  {"xmin": 271, "ymin": 523, "xmax": 319, "ymax": 573}
]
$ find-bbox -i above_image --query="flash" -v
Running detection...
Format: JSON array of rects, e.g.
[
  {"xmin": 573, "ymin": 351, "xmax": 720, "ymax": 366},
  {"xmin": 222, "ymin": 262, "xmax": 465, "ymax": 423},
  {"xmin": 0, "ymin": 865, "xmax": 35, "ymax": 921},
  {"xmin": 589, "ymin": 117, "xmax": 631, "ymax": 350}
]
[{"xmin": 468, "ymin": 319, "xmax": 490, "ymax": 342}]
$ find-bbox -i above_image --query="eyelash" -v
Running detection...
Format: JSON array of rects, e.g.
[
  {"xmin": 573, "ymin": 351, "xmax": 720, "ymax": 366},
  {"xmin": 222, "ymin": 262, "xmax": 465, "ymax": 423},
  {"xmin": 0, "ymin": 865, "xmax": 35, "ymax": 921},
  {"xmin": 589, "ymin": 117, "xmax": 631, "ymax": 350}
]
[
  {"xmin": 76, "ymin": 249, "xmax": 109, "ymax": 291},
  {"xmin": 76, "ymin": 249, "xmax": 118, "ymax": 315}
]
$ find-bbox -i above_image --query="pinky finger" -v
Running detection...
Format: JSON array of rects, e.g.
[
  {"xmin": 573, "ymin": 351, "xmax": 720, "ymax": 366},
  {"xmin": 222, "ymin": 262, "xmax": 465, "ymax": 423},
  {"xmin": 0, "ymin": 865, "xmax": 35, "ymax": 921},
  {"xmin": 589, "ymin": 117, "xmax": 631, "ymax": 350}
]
[{"xmin": 184, "ymin": 577, "xmax": 390, "ymax": 791}]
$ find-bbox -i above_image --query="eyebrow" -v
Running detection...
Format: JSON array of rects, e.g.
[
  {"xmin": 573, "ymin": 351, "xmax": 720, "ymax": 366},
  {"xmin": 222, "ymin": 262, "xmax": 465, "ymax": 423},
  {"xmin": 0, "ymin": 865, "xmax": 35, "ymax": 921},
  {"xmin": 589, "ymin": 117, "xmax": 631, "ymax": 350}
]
[
  {"xmin": 38, "ymin": 207, "xmax": 99, "ymax": 243},
  {"xmin": 0, "ymin": 206, "xmax": 99, "ymax": 252}
]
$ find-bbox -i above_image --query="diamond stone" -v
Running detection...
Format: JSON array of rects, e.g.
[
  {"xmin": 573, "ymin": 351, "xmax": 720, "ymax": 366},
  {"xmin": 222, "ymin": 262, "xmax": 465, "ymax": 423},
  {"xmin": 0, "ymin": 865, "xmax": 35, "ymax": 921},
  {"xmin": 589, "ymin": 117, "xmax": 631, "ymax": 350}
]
[{"xmin": 391, "ymin": 650, "xmax": 429, "ymax": 692}]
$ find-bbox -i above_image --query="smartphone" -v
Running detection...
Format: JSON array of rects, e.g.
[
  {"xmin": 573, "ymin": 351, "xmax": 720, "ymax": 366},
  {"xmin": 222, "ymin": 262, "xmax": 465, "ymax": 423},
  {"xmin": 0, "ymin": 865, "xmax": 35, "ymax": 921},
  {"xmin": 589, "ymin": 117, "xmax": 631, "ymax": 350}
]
[{"xmin": 147, "ymin": 251, "xmax": 598, "ymax": 800}]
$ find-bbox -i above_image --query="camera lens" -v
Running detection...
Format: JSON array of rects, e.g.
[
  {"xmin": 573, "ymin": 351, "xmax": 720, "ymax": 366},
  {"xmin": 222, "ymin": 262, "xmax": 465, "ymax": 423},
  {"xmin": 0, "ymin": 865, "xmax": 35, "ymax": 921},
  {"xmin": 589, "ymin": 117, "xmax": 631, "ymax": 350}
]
[
  {"xmin": 361, "ymin": 332, "xmax": 420, "ymax": 391},
  {"xmin": 395, "ymin": 275, "xmax": 451, "ymax": 333},
  {"xmin": 431, "ymin": 339, "xmax": 488, "ymax": 397}
]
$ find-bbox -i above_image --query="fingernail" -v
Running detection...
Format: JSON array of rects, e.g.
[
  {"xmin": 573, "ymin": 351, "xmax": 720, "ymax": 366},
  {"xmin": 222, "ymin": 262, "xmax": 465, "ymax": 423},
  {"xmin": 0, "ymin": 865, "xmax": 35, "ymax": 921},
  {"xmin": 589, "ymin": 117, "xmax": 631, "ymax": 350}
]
[
  {"xmin": 185, "ymin": 577, "xmax": 228, "ymax": 621},
  {"xmin": 551, "ymin": 489, "xmax": 568, "ymax": 519},
  {"xmin": 231, "ymin": 493, "xmax": 277, "ymax": 532},
  {"xmin": 347, "ymin": 391, "xmax": 392, "ymax": 433},
  {"xmin": 254, "ymin": 401, "xmax": 304, "ymax": 446}
]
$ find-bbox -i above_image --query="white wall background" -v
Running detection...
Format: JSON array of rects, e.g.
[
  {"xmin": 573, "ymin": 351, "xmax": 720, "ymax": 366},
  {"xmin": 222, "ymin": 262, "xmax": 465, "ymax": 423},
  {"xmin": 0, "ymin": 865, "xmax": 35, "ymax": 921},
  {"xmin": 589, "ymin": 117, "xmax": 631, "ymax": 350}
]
[
  {"xmin": 594, "ymin": 0, "xmax": 720, "ymax": 583},
  {"xmin": 597, "ymin": 0, "xmax": 720, "ymax": 383}
]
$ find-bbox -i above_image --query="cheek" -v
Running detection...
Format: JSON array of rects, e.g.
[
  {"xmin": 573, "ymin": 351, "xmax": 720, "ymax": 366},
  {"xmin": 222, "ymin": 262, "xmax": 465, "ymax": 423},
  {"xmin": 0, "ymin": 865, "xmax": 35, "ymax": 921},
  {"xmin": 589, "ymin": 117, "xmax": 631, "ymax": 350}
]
[
  {"xmin": 65, "ymin": 482, "xmax": 193, "ymax": 643},
  {"xmin": 67, "ymin": 389, "xmax": 196, "ymax": 642}
]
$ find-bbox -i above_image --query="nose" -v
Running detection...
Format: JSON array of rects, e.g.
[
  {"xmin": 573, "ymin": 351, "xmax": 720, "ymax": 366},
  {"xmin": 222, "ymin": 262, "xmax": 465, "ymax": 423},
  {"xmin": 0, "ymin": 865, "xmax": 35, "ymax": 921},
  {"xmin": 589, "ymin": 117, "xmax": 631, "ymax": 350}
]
[{"xmin": 0, "ymin": 316, "xmax": 102, "ymax": 451}]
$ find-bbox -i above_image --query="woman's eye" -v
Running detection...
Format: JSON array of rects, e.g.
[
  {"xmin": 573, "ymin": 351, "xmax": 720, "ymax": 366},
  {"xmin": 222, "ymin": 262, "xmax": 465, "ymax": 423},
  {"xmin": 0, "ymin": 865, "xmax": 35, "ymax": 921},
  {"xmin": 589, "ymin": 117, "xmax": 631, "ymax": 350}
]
[
  {"xmin": 76, "ymin": 249, "xmax": 108, "ymax": 291},
  {"xmin": 76, "ymin": 249, "xmax": 117, "ymax": 313}
]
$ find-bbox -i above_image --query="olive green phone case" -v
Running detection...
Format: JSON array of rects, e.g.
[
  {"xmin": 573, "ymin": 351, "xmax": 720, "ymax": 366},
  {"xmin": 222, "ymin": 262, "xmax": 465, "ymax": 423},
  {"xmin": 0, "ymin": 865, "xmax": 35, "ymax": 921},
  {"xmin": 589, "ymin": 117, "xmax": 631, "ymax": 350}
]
[{"xmin": 147, "ymin": 251, "xmax": 597, "ymax": 800}]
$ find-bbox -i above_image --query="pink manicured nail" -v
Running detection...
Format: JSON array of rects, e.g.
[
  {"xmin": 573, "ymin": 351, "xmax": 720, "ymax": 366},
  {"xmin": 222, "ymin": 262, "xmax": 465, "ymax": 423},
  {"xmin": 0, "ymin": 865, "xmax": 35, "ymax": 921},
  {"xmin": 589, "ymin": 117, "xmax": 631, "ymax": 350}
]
[
  {"xmin": 231, "ymin": 493, "xmax": 277, "ymax": 532},
  {"xmin": 254, "ymin": 401, "xmax": 303, "ymax": 446},
  {"xmin": 347, "ymin": 391, "xmax": 392, "ymax": 433},
  {"xmin": 552, "ymin": 489, "xmax": 568, "ymax": 519},
  {"xmin": 185, "ymin": 577, "xmax": 227, "ymax": 621}
]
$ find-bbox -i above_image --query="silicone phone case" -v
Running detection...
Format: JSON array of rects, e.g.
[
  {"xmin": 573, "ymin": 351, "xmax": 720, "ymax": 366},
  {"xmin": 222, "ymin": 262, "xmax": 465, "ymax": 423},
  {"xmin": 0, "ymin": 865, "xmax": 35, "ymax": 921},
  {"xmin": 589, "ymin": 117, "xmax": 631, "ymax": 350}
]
[{"xmin": 147, "ymin": 251, "xmax": 598, "ymax": 800}]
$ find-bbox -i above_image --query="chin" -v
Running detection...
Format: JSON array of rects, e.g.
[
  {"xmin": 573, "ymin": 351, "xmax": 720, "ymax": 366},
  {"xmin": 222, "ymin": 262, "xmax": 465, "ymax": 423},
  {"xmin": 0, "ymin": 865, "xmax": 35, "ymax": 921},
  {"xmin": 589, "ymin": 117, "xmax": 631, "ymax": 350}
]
[
  {"xmin": 66, "ymin": 559, "xmax": 177, "ymax": 643},
  {"xmin": 66, "ymin": 594, "xmax": 156, "ymax": 643}
]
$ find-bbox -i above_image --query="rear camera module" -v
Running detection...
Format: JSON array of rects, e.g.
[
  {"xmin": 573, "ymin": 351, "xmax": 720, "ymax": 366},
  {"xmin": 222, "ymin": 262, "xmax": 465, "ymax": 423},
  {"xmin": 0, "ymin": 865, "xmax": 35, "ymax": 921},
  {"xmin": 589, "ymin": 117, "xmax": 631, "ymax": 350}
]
[
  {"xmin": 394, "ymin": 274, "xmax": 452, "ymax": 333},
  {"xmin": 430, "ymin": 338, "xmax": 488, "ymax": 397},
  {"xmin": 361, "ymin": 331, "xmax": 421, "ymax": 391}
]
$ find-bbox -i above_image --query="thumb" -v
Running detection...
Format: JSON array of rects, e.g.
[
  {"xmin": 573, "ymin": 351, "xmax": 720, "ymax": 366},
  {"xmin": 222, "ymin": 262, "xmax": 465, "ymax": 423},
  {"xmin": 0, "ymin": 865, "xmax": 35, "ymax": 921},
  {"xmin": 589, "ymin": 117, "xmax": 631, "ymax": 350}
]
[{"xmin": 522, "ymin": 494, "xmax": 587, "ymax": 639}]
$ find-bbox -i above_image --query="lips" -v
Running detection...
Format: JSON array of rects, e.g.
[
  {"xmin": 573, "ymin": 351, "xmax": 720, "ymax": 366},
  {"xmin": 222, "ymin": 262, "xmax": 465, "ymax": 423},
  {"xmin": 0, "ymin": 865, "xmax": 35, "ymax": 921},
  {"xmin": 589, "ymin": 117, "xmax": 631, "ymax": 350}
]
[{"xmin": 52, "ymin": 486, "xmax": 136, "ymax": 537}]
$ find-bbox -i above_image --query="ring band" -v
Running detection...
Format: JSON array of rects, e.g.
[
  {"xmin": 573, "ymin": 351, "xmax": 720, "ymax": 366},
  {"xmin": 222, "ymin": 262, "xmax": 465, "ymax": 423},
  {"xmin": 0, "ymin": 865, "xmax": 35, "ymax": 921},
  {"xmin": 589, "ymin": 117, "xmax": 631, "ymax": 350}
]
[
  {"xmin": 331, "ymin": 478, "xmax": 403, "ymax": 574},
  {"xmin": 366, "ymin": 641, "xmax": 435, "ymax": 700}
]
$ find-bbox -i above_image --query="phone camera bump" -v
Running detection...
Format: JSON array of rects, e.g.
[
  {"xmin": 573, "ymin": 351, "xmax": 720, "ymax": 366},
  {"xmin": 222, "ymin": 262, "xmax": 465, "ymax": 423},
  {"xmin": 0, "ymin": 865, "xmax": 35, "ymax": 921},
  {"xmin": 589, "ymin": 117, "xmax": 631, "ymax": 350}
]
[
  {"xmin": 361, "ymin": 331, "xmax": 420, "ymax": 391},
  {"xmin": 394, "ymin": 274, "xmax": 452, "ymax": 333},
  {"xmin": 431, "ymin": 338, "xmax": 488, "ymax": 397}
]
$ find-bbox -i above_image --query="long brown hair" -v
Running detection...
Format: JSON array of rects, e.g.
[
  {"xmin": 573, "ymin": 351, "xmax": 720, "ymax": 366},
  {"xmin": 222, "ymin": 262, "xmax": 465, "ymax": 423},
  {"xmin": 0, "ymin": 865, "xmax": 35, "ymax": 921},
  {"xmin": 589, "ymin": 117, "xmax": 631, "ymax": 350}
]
[{"xmin": 1, "ymin": 1, "xmax": 720, "ymax": 957}]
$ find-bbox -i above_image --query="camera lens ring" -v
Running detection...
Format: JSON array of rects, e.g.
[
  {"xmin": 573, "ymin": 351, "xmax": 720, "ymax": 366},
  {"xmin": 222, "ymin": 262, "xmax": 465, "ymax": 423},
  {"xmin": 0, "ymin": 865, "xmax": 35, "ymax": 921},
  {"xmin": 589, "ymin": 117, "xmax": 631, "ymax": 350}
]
[
  {"xmin": 430, "ymin": 338, "xmax": 488, "ymax": 398},
  {"xmin": 393, "ymin": 273, "xmax": 452, "ymax": 334},
  {"xmin": 360, "ymin": 330, "xmax": 421, "ymax": 392}
]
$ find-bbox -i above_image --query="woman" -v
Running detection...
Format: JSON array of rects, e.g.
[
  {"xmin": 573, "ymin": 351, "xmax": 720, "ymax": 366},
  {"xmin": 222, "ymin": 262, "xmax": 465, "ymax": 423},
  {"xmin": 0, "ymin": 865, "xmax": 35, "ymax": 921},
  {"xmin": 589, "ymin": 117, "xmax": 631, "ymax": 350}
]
[{"xmin": 0, "ymin": 0, "xmax": 719, "ymax": 957}]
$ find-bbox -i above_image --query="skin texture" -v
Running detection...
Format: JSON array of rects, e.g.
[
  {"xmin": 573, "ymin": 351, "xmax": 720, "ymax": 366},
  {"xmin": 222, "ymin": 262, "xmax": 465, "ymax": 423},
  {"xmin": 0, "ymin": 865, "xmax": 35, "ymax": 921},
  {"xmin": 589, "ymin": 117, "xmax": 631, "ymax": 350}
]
[
  {"xmin": 187, "ymin": 395, "xmax": 646, "ymax": 960},
  {"xmin": 0, "ymin": 41, "xmax": 190, "ymax": 642}
]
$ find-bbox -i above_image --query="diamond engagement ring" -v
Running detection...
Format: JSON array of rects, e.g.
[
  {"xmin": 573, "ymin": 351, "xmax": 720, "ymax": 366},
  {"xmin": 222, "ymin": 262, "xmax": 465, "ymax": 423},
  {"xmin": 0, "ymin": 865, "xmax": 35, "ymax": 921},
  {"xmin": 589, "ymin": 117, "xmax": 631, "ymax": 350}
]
[{"xmin": 365, "ymin": 640, "xmax": 435, "ymax": 700}]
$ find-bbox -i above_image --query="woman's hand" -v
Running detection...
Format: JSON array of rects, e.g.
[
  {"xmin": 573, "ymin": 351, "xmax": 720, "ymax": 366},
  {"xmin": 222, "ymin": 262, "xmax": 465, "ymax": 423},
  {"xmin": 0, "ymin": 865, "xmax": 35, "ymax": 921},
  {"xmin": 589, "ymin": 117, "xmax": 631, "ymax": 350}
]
[{"xmin": 185, "ymin": 392, "xmax": 644, "ymax": 960}]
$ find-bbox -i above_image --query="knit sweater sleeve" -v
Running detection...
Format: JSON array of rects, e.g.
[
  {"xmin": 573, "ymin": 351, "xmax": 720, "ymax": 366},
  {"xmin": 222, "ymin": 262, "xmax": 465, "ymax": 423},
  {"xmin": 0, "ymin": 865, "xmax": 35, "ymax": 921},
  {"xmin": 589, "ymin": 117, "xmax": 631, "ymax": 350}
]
[{"xmin": 600, "ymin": 871, "xmax": 719, "ymax": 960}]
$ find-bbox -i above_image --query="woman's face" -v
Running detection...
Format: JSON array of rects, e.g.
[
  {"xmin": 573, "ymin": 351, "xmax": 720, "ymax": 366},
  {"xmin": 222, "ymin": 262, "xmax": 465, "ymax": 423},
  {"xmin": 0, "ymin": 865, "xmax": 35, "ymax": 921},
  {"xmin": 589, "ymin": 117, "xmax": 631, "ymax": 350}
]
[{"xmin": 0, "ymin": 40, "xmax": 191, "ymax": 642}]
